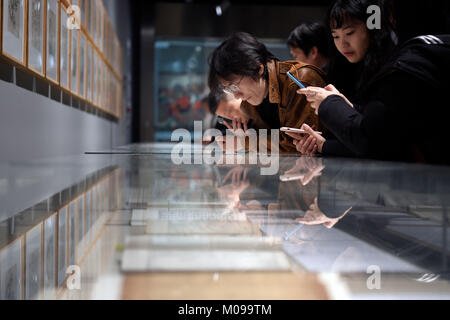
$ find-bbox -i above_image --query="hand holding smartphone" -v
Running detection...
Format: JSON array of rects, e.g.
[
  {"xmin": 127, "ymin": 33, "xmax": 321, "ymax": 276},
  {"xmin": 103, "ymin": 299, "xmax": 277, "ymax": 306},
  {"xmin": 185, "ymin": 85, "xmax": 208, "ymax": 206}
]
[{"xmin": 280, "ymin": 127, "xmax": 322, "ymax": 135}]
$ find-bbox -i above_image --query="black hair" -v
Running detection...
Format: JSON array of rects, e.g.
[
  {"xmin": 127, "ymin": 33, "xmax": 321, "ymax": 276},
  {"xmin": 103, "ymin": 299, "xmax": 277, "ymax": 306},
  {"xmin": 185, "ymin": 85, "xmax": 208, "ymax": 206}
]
[
  {"xmin": 287, "ymin": 22, "xmax": 330, "ymax": 58},
  {"xmin": 208, "ymin": 32, "xmax": 278, "ymax": 94},
  {"xmin": 326, "ymin": 0, "xmax": 397, "ymax": 101}
]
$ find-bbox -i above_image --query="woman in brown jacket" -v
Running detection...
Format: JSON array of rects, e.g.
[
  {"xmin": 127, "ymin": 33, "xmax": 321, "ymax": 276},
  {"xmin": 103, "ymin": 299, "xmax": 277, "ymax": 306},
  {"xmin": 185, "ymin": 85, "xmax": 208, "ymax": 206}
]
[{"xmin": 208, "ymin": 32, "xmax": 326, "ymax": 153}]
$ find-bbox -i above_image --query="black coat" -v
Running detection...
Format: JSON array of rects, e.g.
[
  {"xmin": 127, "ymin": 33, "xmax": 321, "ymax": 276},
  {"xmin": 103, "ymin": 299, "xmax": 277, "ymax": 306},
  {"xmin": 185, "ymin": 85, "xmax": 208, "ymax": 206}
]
[{"xmin": 320, "ymin": 35, "xmax": 450, "ymax": 164}]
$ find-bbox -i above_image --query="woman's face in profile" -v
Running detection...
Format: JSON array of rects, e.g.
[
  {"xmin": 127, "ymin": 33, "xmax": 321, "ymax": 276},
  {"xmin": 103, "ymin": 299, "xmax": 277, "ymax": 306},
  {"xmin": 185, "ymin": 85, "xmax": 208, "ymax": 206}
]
[{"xmin": 331, "ymin": 18, "xmax": 370, "ymax": 63}]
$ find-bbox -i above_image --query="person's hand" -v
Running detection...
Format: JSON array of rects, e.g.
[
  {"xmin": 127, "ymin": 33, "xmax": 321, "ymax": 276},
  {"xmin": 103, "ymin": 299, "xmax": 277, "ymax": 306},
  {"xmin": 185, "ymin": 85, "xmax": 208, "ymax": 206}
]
[
  {"xmin": 296, "ymin": 198, "xmax": 352, "ymax": 229},
  {"xmin": 215, "ymin": 135, "xmax": 246, "ymax": 153},
  {"xmin": 223, "ymin": 166, "xmax": 249, "ymax": 188},
  {"xmin": 285, "ymin": 124, "xmax": 325, "ymax": 154},
  {"xmin": 284, "ymin": 157, "xmax": 325, "ymax": 186},
  {"xmin": 297, "ymin": 84, "xmax": 353, "ymax": 115},
  {"xmin": 222, "ymin": 117, "xmax": 249, "ymax": 135}
]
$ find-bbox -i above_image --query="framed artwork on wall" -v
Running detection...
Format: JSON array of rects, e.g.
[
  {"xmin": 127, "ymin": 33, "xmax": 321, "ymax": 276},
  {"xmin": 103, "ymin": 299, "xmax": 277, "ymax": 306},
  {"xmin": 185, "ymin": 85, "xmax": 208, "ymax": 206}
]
[
  {"xmin": 0, "ymin": 236, "xmax": 24, "ymax": 300},
  {"xmin": 70, "ymin": 27, "xmax": 78, "ymax": 94},
  {"xmin": 60, "ymin": 3, "xmax": 69, "ymax": 88},
  {"xmin": 43, "ymin": 212, "xmax": 57, "ymax": 299},
  {"xmin": 86, "ymin": 41, "xmax": 91, "ymax": 102},
  {"xmin": 28, "ymin": 0, "xmax": 44, "ymax": 74},
  {"xmin": 92, "ymin": 48, "xmax": 97, "ymax": 105},
  {"xmin": 45, "ymin": 0, "xmax": 58, "ymax": 83},
  {"xmin": 2, "ymin": 0, "xmax": 26, "ymax": 64},
  {"xmin": 25, "ymin": 223, "xmax": 43, "ymax": 300},
  {"xmin": 57, "ymin": 206, "xmax": 67, "ymax": 288},
  {"xmin": 78, "ymin": 31, "xmax": 85, "ymax": 98}
]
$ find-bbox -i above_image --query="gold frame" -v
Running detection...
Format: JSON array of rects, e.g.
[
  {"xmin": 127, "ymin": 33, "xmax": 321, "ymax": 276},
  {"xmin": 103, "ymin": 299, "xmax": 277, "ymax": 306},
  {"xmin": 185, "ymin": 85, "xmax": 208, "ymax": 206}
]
[
  {"xmin": 1, "ymin": 0, "xmax": 27, "ymax": 65},
  {"xmin": 27, "ymin": 0, "xmax": 45, "ymax": 76},
  {"xmin": 59, "ymin": 0, "xmax": 70, "ymax": 90},
  {"xmin": 45, "ymin": 0, "xmax": 59, "ymax": 84}
]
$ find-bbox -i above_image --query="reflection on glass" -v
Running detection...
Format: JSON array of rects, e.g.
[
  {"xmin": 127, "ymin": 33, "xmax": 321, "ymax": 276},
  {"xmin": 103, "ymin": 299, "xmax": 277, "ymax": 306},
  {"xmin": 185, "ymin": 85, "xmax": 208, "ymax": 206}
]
[
  {"xmin": 0, "ymin": 238, "xmax": 23, "ymax": 300},
  {"xmin": 43, "ymin": 214, "xmax": 56, "ymax": 298},
  {"xmin": 57, "ymin": 207, "xmax": 67, "ymax": 287},
  {"xmin": 25, "ymin": 224, "xmax": 42, "ymax": 300}
]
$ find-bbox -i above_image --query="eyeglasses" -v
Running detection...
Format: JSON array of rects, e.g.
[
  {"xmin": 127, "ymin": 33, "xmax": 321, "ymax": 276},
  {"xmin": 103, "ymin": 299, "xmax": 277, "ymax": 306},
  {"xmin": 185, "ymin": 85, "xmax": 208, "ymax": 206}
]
[{"xmin": 221, "ymin": 76, "xmax": 244, "ymax": 95}]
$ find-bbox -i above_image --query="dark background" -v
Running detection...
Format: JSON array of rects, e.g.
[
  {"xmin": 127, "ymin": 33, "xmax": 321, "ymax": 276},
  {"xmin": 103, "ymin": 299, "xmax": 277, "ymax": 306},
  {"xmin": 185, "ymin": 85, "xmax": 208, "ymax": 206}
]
[{"xmin": 128, "ymin": 0, "xmax": 450, "ymax": 142}]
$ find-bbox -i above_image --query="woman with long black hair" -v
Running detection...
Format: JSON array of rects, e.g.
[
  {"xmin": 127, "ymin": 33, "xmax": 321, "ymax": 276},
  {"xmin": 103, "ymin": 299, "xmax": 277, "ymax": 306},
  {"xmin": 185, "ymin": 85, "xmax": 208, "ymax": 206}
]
[{"xmin": 288, "ymin": 0, "xmax": 450, "ymax": 164}]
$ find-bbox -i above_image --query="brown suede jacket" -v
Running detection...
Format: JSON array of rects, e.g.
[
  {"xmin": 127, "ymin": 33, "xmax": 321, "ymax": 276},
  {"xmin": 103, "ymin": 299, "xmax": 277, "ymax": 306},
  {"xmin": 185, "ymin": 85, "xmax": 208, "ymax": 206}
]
[{"xmin": 240, "ymin": 60, "xmax": 327, "ymax": 153}]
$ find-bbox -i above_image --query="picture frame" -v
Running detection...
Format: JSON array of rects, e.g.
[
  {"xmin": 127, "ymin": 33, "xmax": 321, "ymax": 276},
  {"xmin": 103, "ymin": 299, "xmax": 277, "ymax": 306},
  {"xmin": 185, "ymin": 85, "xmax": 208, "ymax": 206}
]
[
  {"xmin": 45, "ymin": 0, "xmax": 58, "ymax": 83},
  {"xmin": 59, "ymin": 2, "xmax": 69, "ymax": 88},
  {"xmin": 77, "ymin": 195, "xmax": 84, "ymax": 263},
  {"xmin": 69, "ymin": 26, "xmax": 77, "ymax": 94},
  {"xmin": 57, "ymin": 206, "xmax": 67, "ymax": 288},
  {"xmin": 2, "ymin": 0, "xmax": 26, "ymax": 64},
  {"xmin": 43, "ymin": 212, "xmax": 57, "ymax": 299},
  {"xmin": 86, "ymin": 40, "xmax": 91, "ymax": 102},
  {"xmin": 0, "ymin": 236, "xmax": 24, "ymax": 300},
  {"xmin": 96, "ymin": 0, "xmax": 101, "ymax": 48},
  {"xmin": 25, "ymin": 222, "xmax": 43, "ymax": 300},
  {"xmin": 92, "ymin": 48, "xmax": 97, "ymax": 105},
  {"xmin": 78, "ymin": 31, "xmax": 85, "ymax": 98},
  {"xmin": 68, "ymin": 200, "xmax": 76, "ymax": 267},
  {"xmin": 28, "ymin": 0, "xmax": 44, "ymax": 75}
]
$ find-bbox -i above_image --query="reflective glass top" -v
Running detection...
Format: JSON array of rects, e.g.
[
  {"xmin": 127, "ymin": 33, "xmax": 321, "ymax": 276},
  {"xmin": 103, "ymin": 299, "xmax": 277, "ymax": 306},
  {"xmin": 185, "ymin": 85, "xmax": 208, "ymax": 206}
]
[{"xmin": 1, "ymin": 143, "xmax": 450, "ymax": 299}]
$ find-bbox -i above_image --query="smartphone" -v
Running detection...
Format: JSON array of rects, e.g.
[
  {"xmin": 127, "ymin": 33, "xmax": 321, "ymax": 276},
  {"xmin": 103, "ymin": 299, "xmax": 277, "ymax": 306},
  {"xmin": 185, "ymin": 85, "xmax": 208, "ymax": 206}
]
[
  {"xmin": 280, "ymin": 173, "xmax": 305, "ymax": 182},
  {"xmin": 286, "ymin": 71, "xmax": 307, "ymax": 89},
  {"xmin": 280, "ymin": 127, "xmax": 322, "ymax": 135}
]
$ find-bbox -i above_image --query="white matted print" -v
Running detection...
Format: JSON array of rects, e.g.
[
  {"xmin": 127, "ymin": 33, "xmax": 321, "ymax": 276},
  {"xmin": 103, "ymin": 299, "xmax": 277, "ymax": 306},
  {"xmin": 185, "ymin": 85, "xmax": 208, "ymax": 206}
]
[
  {"xmin": 28, "ymin": 0, "xmax": 44, "ymax": 73},
  {"xmin": 2, "ymin": 0, "xmax": 25, "ymax": 63},
  {"xmin": 60, "ymin": 4, "xmax": 69, "ymax": 88},
  {"xmin": 57, "ymin": 206, "xmax": 67, "ymax": 287},
  {"xmin": 46, "ymin": 0, "xmax": 58, "ymax": 82}
]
